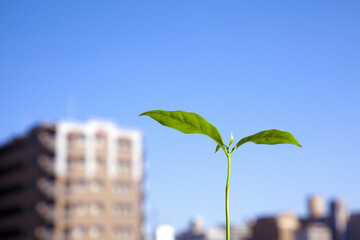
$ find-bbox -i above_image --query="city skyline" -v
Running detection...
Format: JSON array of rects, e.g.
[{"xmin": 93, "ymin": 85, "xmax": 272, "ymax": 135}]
[
  {"xmin": 157, "ymin": 195, "xmax": 360, "ymax": 240},
  {"xmin": 1, "ymin": 0, "xmax": 359, "ymax": 234}
]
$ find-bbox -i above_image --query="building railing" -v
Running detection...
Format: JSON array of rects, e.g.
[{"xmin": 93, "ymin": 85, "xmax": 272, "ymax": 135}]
[
  {"xmin": 35, "ymin": 226, "xmax": 54, "ymax": 240},
  {"xmin": 38, "ymin": 132, "xmax": 55, "ymax": 151},
  {"xmin": 37, "ymin": 177, "xmax": 55, "ymax": 198},
  {"xmin": 37, "ymin": 155, "xmax": 55, "ymax": 175},
  {"xmin": 36, "ymin": 202, "xmax": 54, "ymax": 222}
]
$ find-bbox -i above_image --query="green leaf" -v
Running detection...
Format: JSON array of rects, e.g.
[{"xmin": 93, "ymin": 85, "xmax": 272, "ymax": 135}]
[
  {"xmin": 232, "ymin": 129, "xmax": 301, "ymax": 152},
  {"xmin": 215, "ymin": 144, "xmax": 221, "ymax": 153},
  {"xmin": 139, "ymin": 110, "xmax": 224, "ymax": 146}
]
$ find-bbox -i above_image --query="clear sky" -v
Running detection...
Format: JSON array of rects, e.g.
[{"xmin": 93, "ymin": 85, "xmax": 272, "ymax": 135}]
[{"xmin": 1, "ymin": 0, "xmax": 360, "ymax": 235}]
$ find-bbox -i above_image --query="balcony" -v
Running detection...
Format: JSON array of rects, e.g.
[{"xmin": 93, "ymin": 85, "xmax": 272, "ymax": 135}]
[
  {"xmin": 37, "ymin": 178, "xmax": 55, "ymax": 198},
  {"xmin": 38, "ymin": 132, "xmax": 55, "ymax": 151},
  {"xmin": 36, "ymin": 202, "xmax": 54, "ymax": 222},
  {"xmin": 68, "ymin": 134, "xmax": 85, "ymax": 150},
  {"xmin": 37, "ymin": 155, "xmax": 55, "ymax": 175},
  {"xmin": 35, "ymin": 226, "xmax": 54, "ymax": 240}
]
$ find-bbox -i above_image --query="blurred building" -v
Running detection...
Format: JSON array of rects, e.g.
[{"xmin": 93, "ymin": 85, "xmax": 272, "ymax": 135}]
[
  {"xmin": 299, "ymin": 195, "xmax": 327, "ymax": 231},
  {"xmin": 203, "ymin": 224, "xmax": 251, "ymax": 240},
  {"xmin": 295, "ymin": 222, "xmax": 332, "ymax": 240},
  {"xmin": 308, "ymin": 195, "xmax": 326, "ymax": 220},
  {"xmin": 330, "ymin": 200, "xmax": 348, "ymax": 240},
  {"xmin": 177, "ymin": 217, "xmax": 250, "ymax": 240},
  {"xmin": 252, "ymin": 212, "xmax": 300, "ymax": 240},
  {"xmin": 206, "ymin": 227, "xmax": 225, "ymax": 240},
  {"xmin": 177, "ymin": 217, "xmax": 206, "ymax": 240},
  {"xmin": 156, "ymin": 225, "xmax": 175, "ymax": 240},
  {"xmin": 0, "ymin": 120, "xmax": 144, "ymax": 240},
  {"xmin": 348, "ymin": 213, "xmax": 360, "ymax": 240},
  {"xmin": 230, "ymin": 224, "xmax": 252, "ymax": 240}
]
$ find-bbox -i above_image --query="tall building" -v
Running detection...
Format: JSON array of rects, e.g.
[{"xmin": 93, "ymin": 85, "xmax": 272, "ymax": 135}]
[
  {"xmin": 330, "ymin": 199, "xmax": 348, "ymax": 240},
  {"xmin": 229, "ymin": 224, "xmax": 252, "ymax": 240},
  {"xmin": 0, "ymin": 120, "xmax": 144, "ymax": 240},
  {"xmin": 177, "ymin": 217, "xmax": 206, "ymax": 240},
  {"xmin": 206, "ymin": 227, "xmax": 225, "ymax": 240},
  {"xmin": 295, "ymin": 222, "xmax": 332, "ymax": 240},
  {"xmin": 348, "ymin": 213, "xmax": 360, "ymax": 240},
  {"xmin": 252, "ymin": 212, "xmax": 300, "ymax": 240},
  {"xmin": 308, "ymin": 195, "xmax": 326, "ymax": 220}
]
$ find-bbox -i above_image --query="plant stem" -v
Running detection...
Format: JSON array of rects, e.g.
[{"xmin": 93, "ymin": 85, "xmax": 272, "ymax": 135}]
[{"xmin": 225, "ymin": 153, "xmax": 231, "ymax": 240}]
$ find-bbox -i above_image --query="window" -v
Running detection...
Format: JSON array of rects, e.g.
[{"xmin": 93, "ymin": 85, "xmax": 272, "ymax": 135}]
[
  {"xmin": 68, "ymin": 133, "xmax": 85, "ymax": 149},
  {"xmin": 90, "ymin": 180, "xmax": 103, "ymax": 193},
  {"xmin": 118, "ymin": 161, "xmax": 131, "ymax": 173},
  {"xmin": 114, "ymin": 227, "xmax": 132, "ymax": 240},
  {"xmin": 74, "ymin": 180, "xmax": 87, "ymax": 192},
  {"xmin": 64, "ymin": 228, "xmax": 71, "ymax": 240},
  {"xmin": 75, "ymin": 202, "xmax": 87, "ymax": 216},
  {"xmin": 113, "ymin": 204, "xmax": 131, "ymax": 217},
  {"xmin": 96, "ymin": 157, "xmax": 105, "ymax": 170},
  {"xmin": 96, "ymin": 131, "xmax": 106, "ymax": 148},
  {"xmin": 72, "ymin": 226, "xmax": 85, "ymax": 239},
  {"xmin": 65, "ymin": 181, "xmax": 71, "ymax": 195},
  {"xmin": 118, "ymin": 138, "xmax": 131, "ymax": 152},
  {"xmin": 89, "ymin": 225, "xmax": 103, "ymax": 239},
  {"xmin": 65, "ymin": 180, "xmax": 86, "ymax": 195},
  {"xmin": 64, "ymin": 204, "xmax": 71, "ymax": 219},
  {"xmin": 113, "ymin": 182, "xmax": 132, "ymax": 195},
  {"xmin": 69, "ymin": 157, "xmax": 85, "ymax": 172},
  {"xmin": 76, "ymin": 157, "xmax": 85, "ymax": 165},
  {"xmin": 89, "ymin": 202, "xmax": 103, "ymax": 216}
]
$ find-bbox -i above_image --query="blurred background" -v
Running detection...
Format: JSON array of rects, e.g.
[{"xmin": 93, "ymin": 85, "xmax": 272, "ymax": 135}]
[{"xmin": 0, "ymin": 1, "xmax": 359, "ymax": 240}]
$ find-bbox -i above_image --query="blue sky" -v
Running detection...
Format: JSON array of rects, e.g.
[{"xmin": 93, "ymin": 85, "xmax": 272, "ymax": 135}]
[{"xmin": 1, "ymin": 0, "xmax": 360, "ymax": 234}]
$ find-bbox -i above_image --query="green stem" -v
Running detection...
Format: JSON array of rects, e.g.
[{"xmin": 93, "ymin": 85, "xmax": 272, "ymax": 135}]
[{"xmin": 225, "ymin": 154, "xmax": 231, "ymax": 240}]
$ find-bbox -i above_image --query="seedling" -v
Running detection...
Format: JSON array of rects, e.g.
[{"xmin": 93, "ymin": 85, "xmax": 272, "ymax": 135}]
[{"xmin": 139, "ymin": 110, "xmax": 301, "ymax": 240}]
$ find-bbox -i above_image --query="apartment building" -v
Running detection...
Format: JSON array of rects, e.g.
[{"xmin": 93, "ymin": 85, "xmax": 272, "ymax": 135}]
[
  {"xmin": 295, "ymin": 223, "xmax": 332, "ymax": 240},
  {"xmin": 0, "ymin": 120, "xmax": 144, "ymax": 240},
  {"xmin": 348, "ymin": 213, "xmax": 360, "ymax": 240},
  {"xmin": 252, "ymin": 212, "xmax": 300, "ymax": 240}
]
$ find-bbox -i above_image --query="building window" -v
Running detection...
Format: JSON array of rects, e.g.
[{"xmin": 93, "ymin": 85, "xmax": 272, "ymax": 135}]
[
  {"xmin": 90, "ymin": 180, "xmax": 103, "ymax": 193},
  {"xmin": 75, "ymin": 202, "xmax": 87, "ymax": 216},
  {"xmin": 113, "ymin": 204, "xmax": 132, "ymax": 217},
  {"xmin": 64, "ymin": 228, "xmax": 71, "ymax": 240},
  {"xmin": 68, "ymin": 133, "xmax": 85, "ymax": 149},
  {"xmin": 118, "ymin": 138, "xmax": 131, "ymax": 152},
  {"xmin": 96, "ymin": 131, "xmax": 106, "ymax": 149},
  {"xmin": 65, "ymin": 180, "xmax": 86, "ymax": 195},
  {"xmin": 65, "ymin": 181, "xmax": 71, "ymax": 195},
  {"xmin": 72, "ymin": 226, "xmax": 86, "ymax": 239},
  {"xmin": 89, "ymin": 225, "xmax": 103, "ymax": 239},
  {"xmin": 68, "ymin": 157, "xmax": 85, "ymax": 172},
  {"xmin": 89, "ymin": 202, "xmax": 103, "ymax": 216},
  {"xmin": 96, "ymin": 157, "xmax": 105, "ymax": 170},
  {"xmin": 118, "ymin": 161, "xmax": 131, "ymax": 173},
  {"xmin": 114, "ymin": 227, "xmax": 132, "ymax": 240},
  {"xmin": 64, "ymin": 204, "xmax": 71, "ymax": 219},
  {"xmin": 113, "ymin": 182, "xmax": 132, "ymax": 195},
  {"xmin": 75, "ymin": 180, "xmax": 87, "ymax": 192}
]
